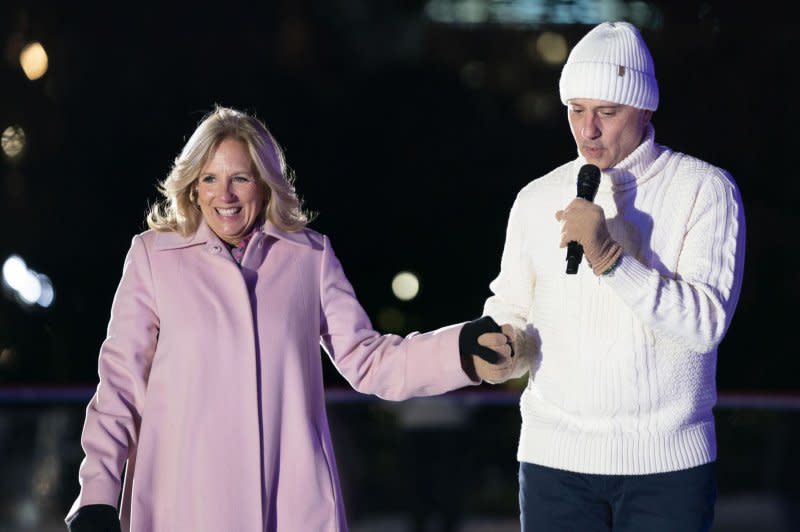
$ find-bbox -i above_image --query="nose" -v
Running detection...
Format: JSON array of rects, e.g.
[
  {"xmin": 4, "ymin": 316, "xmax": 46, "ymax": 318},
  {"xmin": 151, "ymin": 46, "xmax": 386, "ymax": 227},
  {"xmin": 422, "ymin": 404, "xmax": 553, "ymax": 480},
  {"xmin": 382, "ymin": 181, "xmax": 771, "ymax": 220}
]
[
  {"xmin": 580, "ymin": 114, "xmax": 601, "ymax": 140},
  {"xmin": 219, "ymin": 179, "xmax": 237, "ymax": 202}
]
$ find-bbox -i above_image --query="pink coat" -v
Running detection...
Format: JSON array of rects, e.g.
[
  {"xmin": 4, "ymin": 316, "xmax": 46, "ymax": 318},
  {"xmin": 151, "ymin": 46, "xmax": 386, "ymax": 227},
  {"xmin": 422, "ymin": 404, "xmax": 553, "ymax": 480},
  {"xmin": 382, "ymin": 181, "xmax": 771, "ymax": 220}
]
[{"xmin": 67, "ymin": 220, "xmax": 474, "ymax": 531}]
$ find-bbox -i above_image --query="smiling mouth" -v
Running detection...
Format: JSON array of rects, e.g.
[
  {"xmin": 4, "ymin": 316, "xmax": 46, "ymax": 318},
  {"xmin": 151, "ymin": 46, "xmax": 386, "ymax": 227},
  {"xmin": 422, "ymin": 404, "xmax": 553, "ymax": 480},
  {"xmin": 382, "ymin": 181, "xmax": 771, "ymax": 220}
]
[{"xmin": 216, "ymin": 207, "xmax": 242, "ymax": 216}]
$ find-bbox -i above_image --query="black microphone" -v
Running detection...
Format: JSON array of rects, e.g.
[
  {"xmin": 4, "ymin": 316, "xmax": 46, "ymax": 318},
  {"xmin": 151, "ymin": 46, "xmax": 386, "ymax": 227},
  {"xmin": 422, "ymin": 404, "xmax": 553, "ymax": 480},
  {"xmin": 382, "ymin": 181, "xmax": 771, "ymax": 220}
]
[{"xmin": 565, "ymin": 164, "xmax": 601, "ymax": 274}]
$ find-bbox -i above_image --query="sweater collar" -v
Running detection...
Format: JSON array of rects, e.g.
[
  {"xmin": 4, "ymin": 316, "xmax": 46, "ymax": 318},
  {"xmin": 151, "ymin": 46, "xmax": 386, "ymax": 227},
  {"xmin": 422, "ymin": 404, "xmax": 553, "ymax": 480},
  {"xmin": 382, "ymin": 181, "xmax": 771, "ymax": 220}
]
[{"xmin": 574, "ymin": 124, "xmax": 662, "ymax": 192}]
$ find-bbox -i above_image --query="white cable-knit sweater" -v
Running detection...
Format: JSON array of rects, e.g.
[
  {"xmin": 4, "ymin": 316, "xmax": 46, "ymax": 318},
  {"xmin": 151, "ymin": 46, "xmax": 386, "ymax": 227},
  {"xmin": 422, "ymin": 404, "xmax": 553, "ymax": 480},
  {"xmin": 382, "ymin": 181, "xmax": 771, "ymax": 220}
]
[{"xmin": 484, "ymin": 126, "xmax": 745, "ymax": 474}]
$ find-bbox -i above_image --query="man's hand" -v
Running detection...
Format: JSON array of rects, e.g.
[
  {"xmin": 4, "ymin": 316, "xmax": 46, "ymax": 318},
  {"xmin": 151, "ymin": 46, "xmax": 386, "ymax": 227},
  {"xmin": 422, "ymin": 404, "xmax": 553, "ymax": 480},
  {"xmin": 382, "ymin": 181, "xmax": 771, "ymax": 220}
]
[
  {"xmin": 473, "ymin": 324, "xmax": 516, "ymax": 384},
  {"xmin": 459, "ymin": 318, "xmax": 536, "ymax": 383},
  {"xmin": 472, "ymin": 323, "xmax": 537, "ymax": 384},
  {"xmin": 556, "ymin": 198, "xmax": 622, "ymax": 275}
]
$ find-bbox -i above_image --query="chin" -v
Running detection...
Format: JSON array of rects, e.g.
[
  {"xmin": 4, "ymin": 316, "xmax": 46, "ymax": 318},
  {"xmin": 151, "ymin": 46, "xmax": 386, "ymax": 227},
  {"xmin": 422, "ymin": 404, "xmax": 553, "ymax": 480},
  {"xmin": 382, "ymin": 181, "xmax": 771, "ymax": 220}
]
[{"xmin": 585, "ymin": 158, "xmax": 610, "ymax": 170}]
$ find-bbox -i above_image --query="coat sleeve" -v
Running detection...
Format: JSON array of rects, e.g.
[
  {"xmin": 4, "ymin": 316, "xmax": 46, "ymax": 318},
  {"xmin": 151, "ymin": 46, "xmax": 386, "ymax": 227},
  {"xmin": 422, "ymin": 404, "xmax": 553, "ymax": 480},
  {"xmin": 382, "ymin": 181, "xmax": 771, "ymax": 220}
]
[
  {"xmin": 482, "ymin": 194, "xmax": 536, "ymax": 332},
  {"xmin": 602, "ymin": 170, "xmax": 746, "ymax": 352},
  {"xmin": 67, "ymin": 234, "xmax": 159, "ymax": 518},
  {"xmin": 318, "ymin": 235, "xmax": 476, "ymax": 401}
]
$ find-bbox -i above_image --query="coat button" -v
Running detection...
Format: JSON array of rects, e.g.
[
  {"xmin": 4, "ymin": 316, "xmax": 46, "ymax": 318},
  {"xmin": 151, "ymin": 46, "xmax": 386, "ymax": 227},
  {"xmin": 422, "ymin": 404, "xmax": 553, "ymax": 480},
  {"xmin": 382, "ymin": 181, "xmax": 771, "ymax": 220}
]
[
  {"xmin": 210, "ymin": 245, "xmax": 221, "ymax": 254},
  {"xmin": 257, "ymin": 240, "xmax": 264, "ymax": 248}
]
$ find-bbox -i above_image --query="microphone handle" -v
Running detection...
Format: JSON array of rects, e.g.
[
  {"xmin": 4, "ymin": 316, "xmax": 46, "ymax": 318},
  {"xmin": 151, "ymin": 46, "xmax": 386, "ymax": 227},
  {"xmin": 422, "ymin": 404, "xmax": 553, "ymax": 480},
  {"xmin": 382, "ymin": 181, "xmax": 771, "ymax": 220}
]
[
  {"xmin": 566, "ymin": 163, "xmax": 601, "ymax": 274},
  {"xmin": 566, "ymin": 241, "xmax": 583, "ymax": 274}
]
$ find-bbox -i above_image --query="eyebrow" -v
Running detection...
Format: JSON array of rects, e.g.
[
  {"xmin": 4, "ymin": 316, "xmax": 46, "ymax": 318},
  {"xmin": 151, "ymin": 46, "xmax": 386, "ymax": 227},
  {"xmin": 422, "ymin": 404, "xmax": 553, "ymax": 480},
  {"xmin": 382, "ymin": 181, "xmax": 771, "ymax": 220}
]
[{"xmin": 200, "ymin": 169, "xmax": 254, "ymax": 176}]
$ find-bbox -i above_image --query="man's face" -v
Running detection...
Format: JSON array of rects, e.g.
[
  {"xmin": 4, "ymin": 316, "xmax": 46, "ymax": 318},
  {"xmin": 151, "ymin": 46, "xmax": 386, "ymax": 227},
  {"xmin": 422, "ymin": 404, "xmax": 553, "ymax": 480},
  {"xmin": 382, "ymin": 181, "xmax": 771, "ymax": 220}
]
[{"xmin": 567, "ymin": 98, "xmax": 652, "ymax": 170}]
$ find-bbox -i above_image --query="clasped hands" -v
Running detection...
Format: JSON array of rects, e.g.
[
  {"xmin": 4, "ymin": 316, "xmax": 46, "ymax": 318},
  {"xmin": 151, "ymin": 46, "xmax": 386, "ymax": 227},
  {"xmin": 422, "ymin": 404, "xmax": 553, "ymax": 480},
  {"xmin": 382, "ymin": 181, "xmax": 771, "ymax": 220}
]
[
  {"xmin": 555, "ymin": 198, "xmax": 622, "ymax": 276},
  {"xmin": 460, "ymin": 316, "xmax": 532, "ymax": 384}
]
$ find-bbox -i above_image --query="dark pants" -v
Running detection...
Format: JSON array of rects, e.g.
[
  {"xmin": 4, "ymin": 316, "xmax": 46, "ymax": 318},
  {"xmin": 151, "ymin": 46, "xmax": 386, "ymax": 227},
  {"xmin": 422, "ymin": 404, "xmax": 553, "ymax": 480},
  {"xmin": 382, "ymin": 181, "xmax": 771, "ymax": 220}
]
[{"xmin": 519, "ymin": 462, "xmax": 716, "ymax": 532}]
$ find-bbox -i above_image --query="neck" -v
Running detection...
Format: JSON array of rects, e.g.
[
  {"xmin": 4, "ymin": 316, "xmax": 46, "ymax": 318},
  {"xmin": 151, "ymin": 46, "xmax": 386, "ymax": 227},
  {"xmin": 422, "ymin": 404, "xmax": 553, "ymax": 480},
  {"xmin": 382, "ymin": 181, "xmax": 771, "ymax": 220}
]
[{"xmin": 579, "ymin": 124, "xmax": 660, "ymax": 191}]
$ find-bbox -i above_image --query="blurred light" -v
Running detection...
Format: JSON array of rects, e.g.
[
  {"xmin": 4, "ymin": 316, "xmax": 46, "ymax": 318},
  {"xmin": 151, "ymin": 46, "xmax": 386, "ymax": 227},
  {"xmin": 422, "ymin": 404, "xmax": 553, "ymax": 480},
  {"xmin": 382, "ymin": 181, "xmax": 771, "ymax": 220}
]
[
  {"xmin": 0, "ymin": 347, "xmax": 14, "ymax": 366},
  {"xmin": 20, "ymin": 41, "xmax": 48, "ymax": 80},
  {"xmin": 2, "ymin": 255, "xmax": 54, "ymax": 308},
  {"xmin": 425, "ymin": 0, "xmax": 662, "ymax": 29},
  {"xmin": 15, "ymin": 272, "xmax": 41, "ymax": 304},
  {"xmin": 460, "ymin": 61, "xmax": 486, "ymax": 89},
  {"xmin": 426, "ymin": 0, "xmax": 489, "ymax": 24},
  {"xmin": 517, "ymin": 91, "xmax": 557, "ymax": 123},
  {"xmin": 391, "ymin": 271, "xmax": 420, "ymax": 301},
  {"xmin": 628, "ymin": 1, "xmax": 661, "ymax": 29},
  {"xmin": 458, "ymin": 0, "xmax": 489, "ymax": 23},
  {"xmin": 377, "ymin": 307, "xmax": 407, "ymax": 333},
  {"xmin": 37, "ymin": 274, "xmax": 55, "ymax": 307},
  {"xmin": 3, "ymin": 255, "xmax": 28, "ymax": 288},
  {"xmin": 533, "ymin": 32, "xmax": 568, "ymax": 65},
  {"xmin": 14, "ymin": 498, "xmax": 39, "ymax": 527},
  {"xmin": 32, "ymin": 455, "xmax": 58, "ymax": 497},
  {"xmin": 2, "ymin": 125, "xmax": 26, "ymax": 158}
]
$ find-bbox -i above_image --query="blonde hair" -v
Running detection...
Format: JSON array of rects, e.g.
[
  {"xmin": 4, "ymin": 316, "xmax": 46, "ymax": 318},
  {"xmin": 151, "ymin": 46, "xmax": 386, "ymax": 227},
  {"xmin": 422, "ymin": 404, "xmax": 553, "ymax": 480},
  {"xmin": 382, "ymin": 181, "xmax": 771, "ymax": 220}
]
[{"xmin": 147, "ymin": 106, "xmax": 311, "ymax": 235}]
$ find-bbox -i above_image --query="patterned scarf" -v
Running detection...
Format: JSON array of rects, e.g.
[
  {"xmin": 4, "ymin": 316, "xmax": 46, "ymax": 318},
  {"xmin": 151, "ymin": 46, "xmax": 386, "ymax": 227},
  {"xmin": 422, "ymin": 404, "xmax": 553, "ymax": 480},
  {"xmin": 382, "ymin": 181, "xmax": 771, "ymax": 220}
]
[{"xmin": 229, "ymin": 232, "xmax": 255, "ymax": 265}]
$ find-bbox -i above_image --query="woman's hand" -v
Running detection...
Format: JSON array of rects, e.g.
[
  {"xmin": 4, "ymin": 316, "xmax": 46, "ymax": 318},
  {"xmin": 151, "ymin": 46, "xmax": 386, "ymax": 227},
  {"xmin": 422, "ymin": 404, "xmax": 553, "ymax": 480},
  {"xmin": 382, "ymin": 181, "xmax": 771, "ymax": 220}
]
[{"xmin": 459, "ymin": 317, "xmax": 534, "ymax": 383}]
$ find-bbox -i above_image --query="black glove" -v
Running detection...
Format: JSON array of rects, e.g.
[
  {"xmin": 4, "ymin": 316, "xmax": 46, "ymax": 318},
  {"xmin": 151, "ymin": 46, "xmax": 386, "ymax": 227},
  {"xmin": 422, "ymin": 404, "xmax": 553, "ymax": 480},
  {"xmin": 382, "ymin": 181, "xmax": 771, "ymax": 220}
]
[
  {"xmin": 459, "ymin": 315, "xmax": 503, "ymax": 363},
  {"xmin": 66, "ymin": 504, "xmax": 121, "ymax": 532}
]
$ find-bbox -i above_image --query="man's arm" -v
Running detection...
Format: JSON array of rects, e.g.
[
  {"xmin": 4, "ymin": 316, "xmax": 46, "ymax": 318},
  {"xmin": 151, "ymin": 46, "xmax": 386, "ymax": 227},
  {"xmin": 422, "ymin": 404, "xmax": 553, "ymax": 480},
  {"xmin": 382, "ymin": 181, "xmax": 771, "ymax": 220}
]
[
  {"xmin": 482, "ymin": 195, "xmax": 538, "ymax": 380},
  {"xmin": 558, "ymin": 171, "xmax": 745, "ymax": 352}
]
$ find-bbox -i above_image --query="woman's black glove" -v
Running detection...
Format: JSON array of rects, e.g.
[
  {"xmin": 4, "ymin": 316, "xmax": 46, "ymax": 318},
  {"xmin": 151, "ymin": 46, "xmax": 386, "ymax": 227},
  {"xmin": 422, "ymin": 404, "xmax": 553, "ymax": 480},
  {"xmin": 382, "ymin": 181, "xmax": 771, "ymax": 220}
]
[
  {"xmin": 459, "ymin": 315, "xmax": 503, "ymax": 363},
  {"xmin": 459, "ymin": 316, "xmax": 517, "ymax": 383},
  {"xmin": 66, "ymin": 504, "xmax": 121, "ymax": 532}
]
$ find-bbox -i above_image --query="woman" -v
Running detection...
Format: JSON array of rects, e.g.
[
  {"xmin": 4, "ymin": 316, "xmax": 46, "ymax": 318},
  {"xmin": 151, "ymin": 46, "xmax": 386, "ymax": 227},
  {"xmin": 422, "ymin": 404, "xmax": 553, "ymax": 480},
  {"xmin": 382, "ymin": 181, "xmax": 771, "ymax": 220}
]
[{"xmin": 65, "ymin": 106, "xmax": 525, "ymax": 532}]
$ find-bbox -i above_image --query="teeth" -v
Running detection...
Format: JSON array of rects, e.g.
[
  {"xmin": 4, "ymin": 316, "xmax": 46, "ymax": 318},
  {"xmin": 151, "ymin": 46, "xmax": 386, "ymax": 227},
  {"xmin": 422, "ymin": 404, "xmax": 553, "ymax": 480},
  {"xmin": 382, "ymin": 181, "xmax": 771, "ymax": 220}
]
[{"xmin": 216, "ymin": 207, "xmax": 241, "ymax": 216}]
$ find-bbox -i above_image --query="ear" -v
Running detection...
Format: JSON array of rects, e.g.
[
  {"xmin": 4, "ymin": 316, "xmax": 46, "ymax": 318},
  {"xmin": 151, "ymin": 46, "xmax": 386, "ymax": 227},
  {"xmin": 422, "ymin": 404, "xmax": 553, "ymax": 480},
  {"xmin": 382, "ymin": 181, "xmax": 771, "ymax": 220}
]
[{"xmin": 641, "ymin": 110, "xmax": 653, "ymax": 127}]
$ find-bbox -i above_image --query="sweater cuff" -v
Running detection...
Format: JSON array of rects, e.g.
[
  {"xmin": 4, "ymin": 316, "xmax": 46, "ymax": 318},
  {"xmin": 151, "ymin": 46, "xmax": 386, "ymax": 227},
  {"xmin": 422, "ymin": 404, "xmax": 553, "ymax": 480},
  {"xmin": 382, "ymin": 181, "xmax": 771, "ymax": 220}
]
[
  {"xmin": 591, "ymin": 241, "xmax": 623, "ymax": 276},
  {"xmin": 599, "ymin": 251, "xmax": 659, "ymax": 306}
]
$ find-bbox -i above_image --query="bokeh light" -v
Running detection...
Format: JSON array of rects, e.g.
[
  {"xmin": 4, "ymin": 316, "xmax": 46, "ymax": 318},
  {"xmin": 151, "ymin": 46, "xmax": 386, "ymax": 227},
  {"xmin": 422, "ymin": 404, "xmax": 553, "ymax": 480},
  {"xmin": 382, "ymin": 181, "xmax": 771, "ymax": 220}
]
[
  {"xmin": 3, "ymin": 255, "xmax": 30, "ymax": 288},
  {"xmin": 460, "ymin": 61, "xmax": 487, "ymax": 90},
  {"xmin": 19, "ymin": 42, "xmax": 48, "ymax": 80},
  {"xmin": 516, "ymin": 90, "xmax": 557, "ymax": 123},
  {"xmin": 2, "ymin": 255, "xmax": 55, "ymax": 308},
  {"xmin": 14, "ymin": 498, "xmax": 39, "ymax": 528},
  {"xmin": 377, "ymin": 307, "xmax": 407, "ymax": 333},
  {"xmin": 37, "ymin": 274, "xmax": 55, "ymax": 308},
  {"xmin": 2, "ymin": 125, "xmax": 26, "ymax": 158},
  {"xmin": 391, "ymin": 271, "xmax": 420, "ymax": 301},
  {"xmin": 533, "ymin": 32, "xmax": 568, "ymax": 65},
  {"xmin": 0, "ymin": 347, "xmax": 14, "ymax": 366}
]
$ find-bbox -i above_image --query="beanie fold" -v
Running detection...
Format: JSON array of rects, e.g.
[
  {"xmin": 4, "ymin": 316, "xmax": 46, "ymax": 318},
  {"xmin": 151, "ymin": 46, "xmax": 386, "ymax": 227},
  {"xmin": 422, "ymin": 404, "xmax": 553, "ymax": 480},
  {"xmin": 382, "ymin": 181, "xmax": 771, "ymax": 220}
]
[{"xmin": 560, "ymin": 61, "xmax": 658, "ymax": 111}]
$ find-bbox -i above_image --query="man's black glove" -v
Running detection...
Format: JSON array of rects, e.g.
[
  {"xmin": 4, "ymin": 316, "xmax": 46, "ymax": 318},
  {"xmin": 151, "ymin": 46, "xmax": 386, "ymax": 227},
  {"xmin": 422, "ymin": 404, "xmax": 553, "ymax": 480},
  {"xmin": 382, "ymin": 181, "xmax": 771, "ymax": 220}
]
[{"xmin": 66, "ymin": 504, "xmax": 121, "ymax": 532}]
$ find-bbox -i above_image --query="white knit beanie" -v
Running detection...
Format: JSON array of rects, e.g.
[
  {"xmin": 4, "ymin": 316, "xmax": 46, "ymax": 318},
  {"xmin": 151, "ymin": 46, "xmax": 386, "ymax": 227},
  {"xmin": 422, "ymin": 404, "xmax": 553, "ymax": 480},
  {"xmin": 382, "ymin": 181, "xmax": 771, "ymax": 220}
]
[{"xmin": 559, "ymin": 21, "xmax": 658, "ymax": 111}]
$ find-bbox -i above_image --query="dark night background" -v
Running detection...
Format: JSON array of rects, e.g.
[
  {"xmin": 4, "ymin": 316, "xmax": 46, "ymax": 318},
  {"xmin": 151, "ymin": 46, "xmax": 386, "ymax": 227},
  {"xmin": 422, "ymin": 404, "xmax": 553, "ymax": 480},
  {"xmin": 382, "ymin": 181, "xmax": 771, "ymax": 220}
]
[
  {"xmin": 1, "ymin": 1, "xmax": 799, "ymax": 530},
  {"xmin": 1, "ymin": 0, "xmax": 796, "ymax": 391}
]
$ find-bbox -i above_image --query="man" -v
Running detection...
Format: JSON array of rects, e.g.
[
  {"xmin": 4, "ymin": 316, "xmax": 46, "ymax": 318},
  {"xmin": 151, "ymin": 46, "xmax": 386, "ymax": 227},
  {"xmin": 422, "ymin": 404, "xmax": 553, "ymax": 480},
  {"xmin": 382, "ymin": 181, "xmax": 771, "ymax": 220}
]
[{"xmin": 483, "ymin": 21, "xmax": 746, "ymax": 531}]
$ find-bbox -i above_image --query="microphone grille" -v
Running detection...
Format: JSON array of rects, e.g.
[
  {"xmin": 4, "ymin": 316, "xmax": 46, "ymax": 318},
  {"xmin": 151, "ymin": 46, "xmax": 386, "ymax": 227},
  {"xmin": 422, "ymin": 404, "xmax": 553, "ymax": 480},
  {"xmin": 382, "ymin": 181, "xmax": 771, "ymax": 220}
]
[
  {"xmin": 577, "ymin": 164, "xmax": 601, "ymax": 201},
  {"xmin": 578, "ymin": 164, "xmax": 601, "ymax": 187}
]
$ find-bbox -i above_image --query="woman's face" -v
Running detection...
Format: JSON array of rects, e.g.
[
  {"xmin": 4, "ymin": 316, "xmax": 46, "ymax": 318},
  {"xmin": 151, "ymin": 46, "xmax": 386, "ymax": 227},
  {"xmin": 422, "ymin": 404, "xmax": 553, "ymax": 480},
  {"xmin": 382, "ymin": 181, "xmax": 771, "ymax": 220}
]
[{"xmin": 195, "ymin": 137, "xmax": 265, "ymax": 246}]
